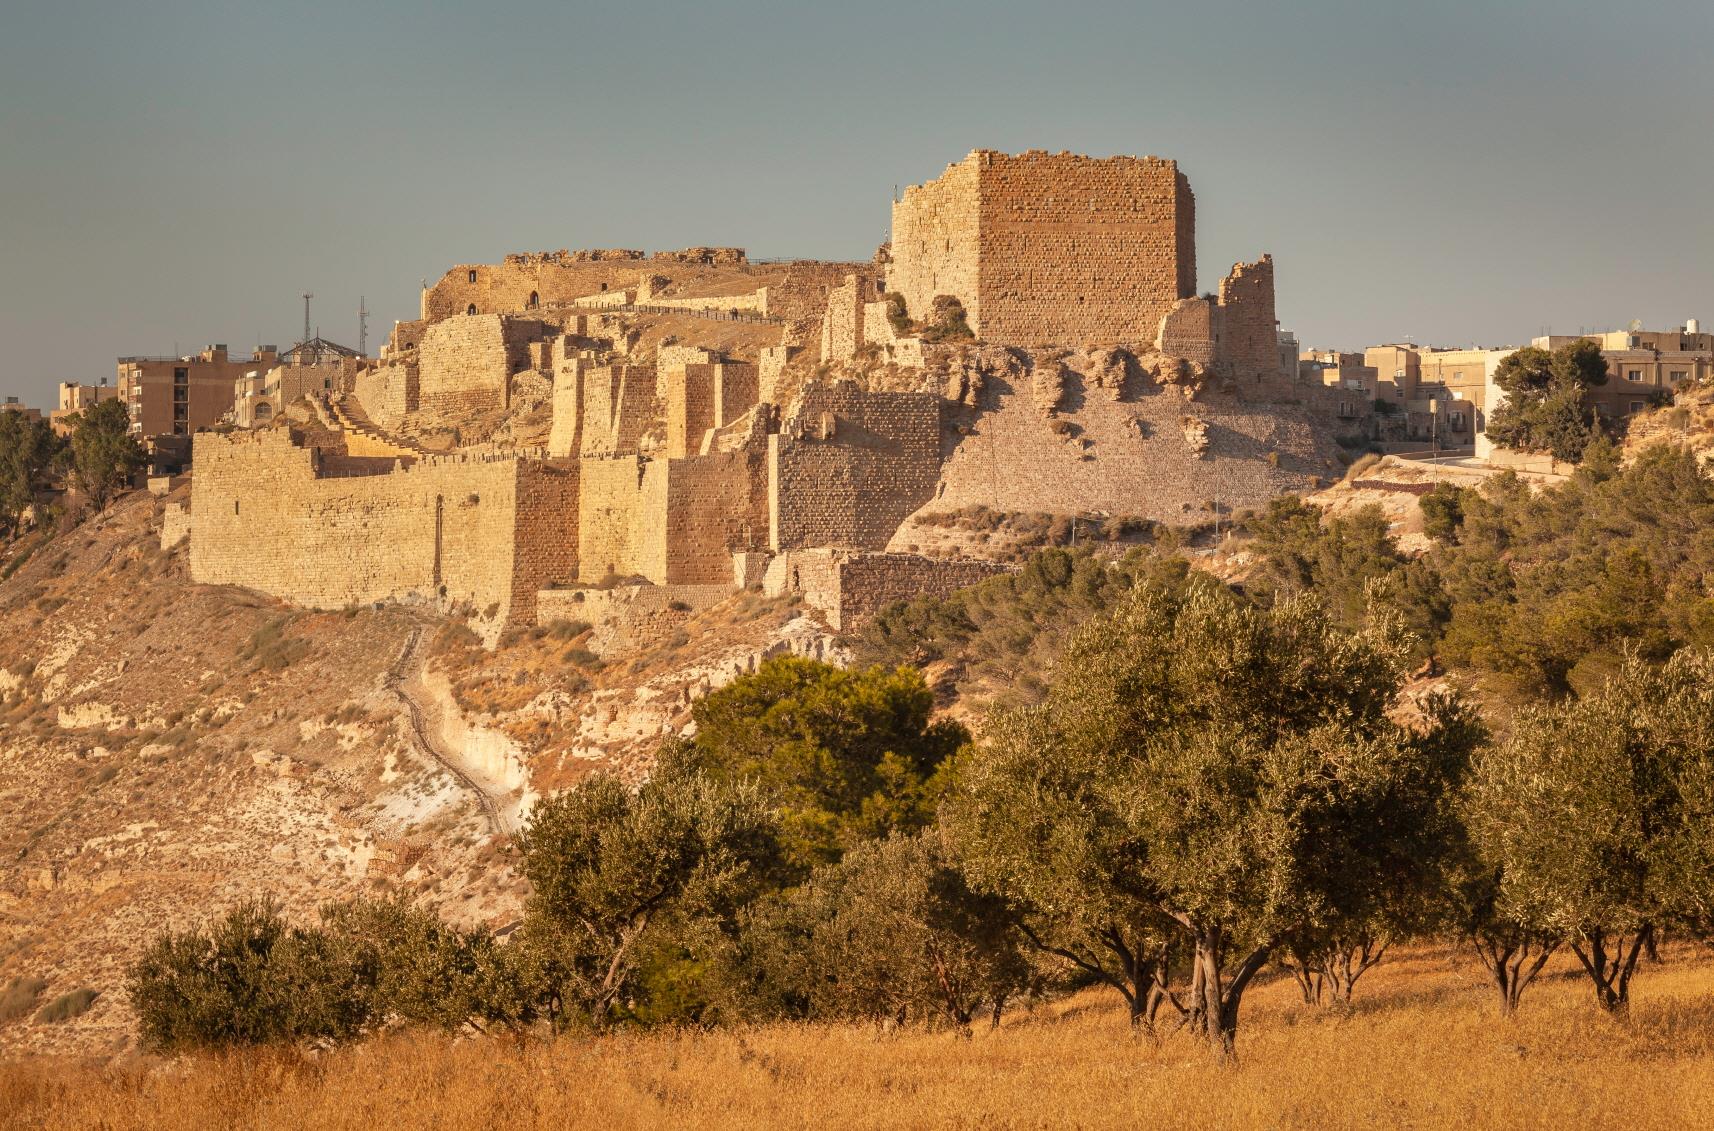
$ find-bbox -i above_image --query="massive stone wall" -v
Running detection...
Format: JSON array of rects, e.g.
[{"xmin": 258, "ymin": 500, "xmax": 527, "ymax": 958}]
[
  {"xmin": 663, "ymin": 449, "xmax": 768, "ymax": 583},
  {"xmin": 352, "ymin": 361, "xmax": 418, "ymax": 431},
  {"xmin": 418, "ymin": 315, "xmax": 550, "ymax": 417},
  {"xmin": 890, "ymin": 150, "xmax": 1196, "ymax": 346},
  {"xmin": 769, "ymin": 381, "xmax": 941, "ymax": 551},
  {"xmin": 188, "ymin": 429, "xmax": 577, "ymax": 630},
  {"xmin": 578, "ymin": 456, "xmax": 666, "ymax": 583},
  {"xmin": 576, "ymin": 448, "xmax": 766, "ymax": 586}
]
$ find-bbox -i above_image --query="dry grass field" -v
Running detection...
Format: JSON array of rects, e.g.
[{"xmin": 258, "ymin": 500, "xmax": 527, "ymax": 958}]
[{"xmin": 4, "ymin": 943, "xmax": 1713, "ymax": 1130}]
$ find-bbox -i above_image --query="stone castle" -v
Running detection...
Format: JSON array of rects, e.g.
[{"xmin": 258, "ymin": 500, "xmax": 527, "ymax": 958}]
[{"xmin": 177, "ymin": 149, "xmax": 1335, "ymax": 641}]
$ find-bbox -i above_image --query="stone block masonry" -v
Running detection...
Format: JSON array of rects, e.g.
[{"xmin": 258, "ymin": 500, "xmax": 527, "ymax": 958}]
[
  {"xmin": 765, "ymin": 549, "xmax": 1012, "ymax": 631},
  {"xmin": 769, "ymin": 381, "xmax": 941, "ymax": 552},
  {"xmin": 189, "ymin": 429, "xmax": 578, "ymax": 632},
  {"xmin": 891, "ymin": 150, "xmax": 1196, "ymax": 346},
  {"xmin": 418, "ymin": 314, "xmax": 550, "ymax": 418}
]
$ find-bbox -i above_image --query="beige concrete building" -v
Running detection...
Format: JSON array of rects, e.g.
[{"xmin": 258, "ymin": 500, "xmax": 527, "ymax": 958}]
[
  {"xmin": 50, "ymin": 381, "xmax": 119, "ymax": 434},
  {"xmin": 1531, "ymin": 324, "xmax": 1713, "ymax": 419},
  {"xmin": 118, "ymin": 345, "xmax": 278, "ymax": 439},
  {"xmin": 1, "ymin": 397, "xmax": 44, "ymax": 424},
  {"xmin": 1363, "ymin": 344, "xmax": 1422, "ymax": 405},
  {"xmin": 231, "ymin": 338, "xmax": 366, "ymax": 428}
]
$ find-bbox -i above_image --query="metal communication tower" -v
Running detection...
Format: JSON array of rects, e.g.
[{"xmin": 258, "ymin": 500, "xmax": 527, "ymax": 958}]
[
  {"xmin": 358, "ymin": 296, "xmax": 369, "ymax": 357},
  {"xmin": 302, "ymin": 293, "xmax": 314, "ymax": 345}
]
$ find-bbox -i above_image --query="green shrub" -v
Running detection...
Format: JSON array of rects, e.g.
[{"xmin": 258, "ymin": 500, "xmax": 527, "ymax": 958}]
[{"xmin": 127, "ymin": 899, "xmax": 372, "ymax": 1051}]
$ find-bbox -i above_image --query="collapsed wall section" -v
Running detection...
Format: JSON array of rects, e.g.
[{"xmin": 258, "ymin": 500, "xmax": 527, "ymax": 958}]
[
  {"xmin": 889, "ymin": 155, "xmax": 983, "ymax": 336},
  {"xmin": 765, "ymin": 549, "xmax": 1012, "ymax": 631},
  {"xmin": 1152, "ymin": 256, "xmax": 1282, "ymax": 382}
]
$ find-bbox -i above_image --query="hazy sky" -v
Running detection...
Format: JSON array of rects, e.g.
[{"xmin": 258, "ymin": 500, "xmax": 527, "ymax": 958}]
[{"xmin": 3, "ymin": 0, "xmax": 1710, "ymax": 407}]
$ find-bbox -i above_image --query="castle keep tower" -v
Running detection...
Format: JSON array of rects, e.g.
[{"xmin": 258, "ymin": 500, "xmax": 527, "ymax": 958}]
[{"xmin": 888, "ymin": 149, "xmax": 1197, "ymax": 346}]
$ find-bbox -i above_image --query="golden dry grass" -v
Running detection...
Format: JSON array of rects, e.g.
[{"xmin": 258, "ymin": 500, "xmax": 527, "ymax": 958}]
[{"xmin": 6, "ymin": 943, "xmax": 1714, "ymax": 1130}]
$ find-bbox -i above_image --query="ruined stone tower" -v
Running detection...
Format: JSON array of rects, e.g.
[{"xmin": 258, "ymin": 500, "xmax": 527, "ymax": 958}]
[{"xmin": 888, "ymin": 149, "xmax": 1197, "ymax": 346}]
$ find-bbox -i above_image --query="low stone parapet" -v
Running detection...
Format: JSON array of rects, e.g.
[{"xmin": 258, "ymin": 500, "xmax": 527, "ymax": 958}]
[{"xmin": 764, "ymin": 548, "xmax": 1012, "ymax": 631}]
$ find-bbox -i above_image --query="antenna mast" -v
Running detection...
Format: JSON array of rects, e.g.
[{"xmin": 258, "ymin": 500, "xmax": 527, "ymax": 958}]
[
  {"xmin": 359, "ymin": 296, "xmax": 369, "ymax": 357},
  {"xmin": 302, "ymin": 293, "xmax": 314, "ymax": 345}
]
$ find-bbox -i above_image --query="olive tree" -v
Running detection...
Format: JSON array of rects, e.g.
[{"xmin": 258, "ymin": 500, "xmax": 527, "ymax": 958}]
[
  {"xmin": 1466, "ymin": 649, "xmax": 1714, "ymax": 1013},
  {"xmin": 683, "ymin": 656, "xmax": 968, "ymax": 878},
  {"xmin": 724, "ymin": 831, "xmax": 1029, "ymax": 1030},
  {"xmin": 516, "ymin": 747, "xmax": 778, "ymax": 1029},
  {"xmin": 127, "ymin": 899, "xmax": 374, "ymax": 1051},
  {"xmin": 950, "ymin": 579, "xmax": 1479, "ymax": 1056}
]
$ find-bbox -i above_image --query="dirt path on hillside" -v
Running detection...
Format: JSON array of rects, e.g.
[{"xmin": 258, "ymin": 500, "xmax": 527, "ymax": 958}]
[{"xmin": 384, "ymin": 628, "xmax": 515, "ymax": 838}]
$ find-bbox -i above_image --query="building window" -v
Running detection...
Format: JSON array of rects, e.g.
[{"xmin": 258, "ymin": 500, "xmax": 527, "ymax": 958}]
[
  {"xmin": 1630, "ymin": 401, "xmax": 1645, "ymax": 413},
  {"xmin": 173, "ymin": 367, "xmax": 188, "ymax": 384},
  {"xmin": 468, "ymin": 270, "xmax": 477, "ymax": 283},
  {"xmin": 1628, "ymin": 370, "xmax": 1644, "ymax": 382},
  {"xmin": 173, "ymin": 422, "xmax": 186, "ymax": 435},
  {"xmin": 528, "ymin": 291, "xmax": 539, "ymax": 309},
  {"xmin": 467, "ymin": 304, "xmax": 477, "ymax": 316},
  {"xmin": 1670, "ymin": 371, "xmax": 1687, "ymax": 382}
]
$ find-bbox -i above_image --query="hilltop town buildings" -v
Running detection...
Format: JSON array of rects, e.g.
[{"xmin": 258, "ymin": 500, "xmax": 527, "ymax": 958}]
[
  {"xmin": 50, "ymin": 382, "xmax": 119, "ymax": 434},
  {"xmin": 117, "ymin": 345, "xmax": 279, "ymax": 439}
]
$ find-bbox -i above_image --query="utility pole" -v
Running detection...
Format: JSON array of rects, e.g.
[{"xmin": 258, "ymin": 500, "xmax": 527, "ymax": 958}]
[
  {"xmin": 302, "ymin": 293, "xmax": 313, "ymax": 345},
  {"xmin": 358, "ymin": 296, "xmax": 369, "ymax": 357}
]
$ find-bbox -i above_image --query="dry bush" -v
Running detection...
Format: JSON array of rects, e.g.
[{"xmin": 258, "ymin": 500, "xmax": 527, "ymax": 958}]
[
  {"xmin": 1345, "ymin": 452, "xmax": 1383, "ymax": 480},
  {"xmin": 0, "ymin": 976, "xmax": 47, "ymax": 1024},
  {"xmin": 7, "ymin": 946, "xmax": 1714, "ymax": 1129},
  {"xmin": 33, "ymin": 988, "xmax": 99, "ymax": 1024}
]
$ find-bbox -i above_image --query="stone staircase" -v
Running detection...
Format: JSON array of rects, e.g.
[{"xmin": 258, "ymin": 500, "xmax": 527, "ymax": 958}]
[{"xmin": 319, "ymin": 394, "xmax": 425, "ymax": 460}]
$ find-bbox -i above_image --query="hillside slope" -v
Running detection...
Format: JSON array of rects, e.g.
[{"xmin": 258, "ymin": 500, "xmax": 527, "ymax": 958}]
[{"xmin": 0, "ymin": 488, "xmax": 836, "ymax": 1056}]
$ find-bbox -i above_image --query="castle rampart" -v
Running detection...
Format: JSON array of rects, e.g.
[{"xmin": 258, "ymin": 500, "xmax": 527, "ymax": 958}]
[{"xmin": 188, "ymin": 429, "xmax": 577, "ymax": 630}]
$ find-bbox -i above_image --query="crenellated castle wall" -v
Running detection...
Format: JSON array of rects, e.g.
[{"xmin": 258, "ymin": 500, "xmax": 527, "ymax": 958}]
[{"xmin": 188, "ymin": 429, "xmax": 577, "ymax": 629}]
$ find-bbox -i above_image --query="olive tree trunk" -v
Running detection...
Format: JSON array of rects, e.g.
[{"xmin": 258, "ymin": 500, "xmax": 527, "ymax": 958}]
[{"xmin": 1570, "ymin": 925, "xmax": 1651, "ymax": 1015}]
